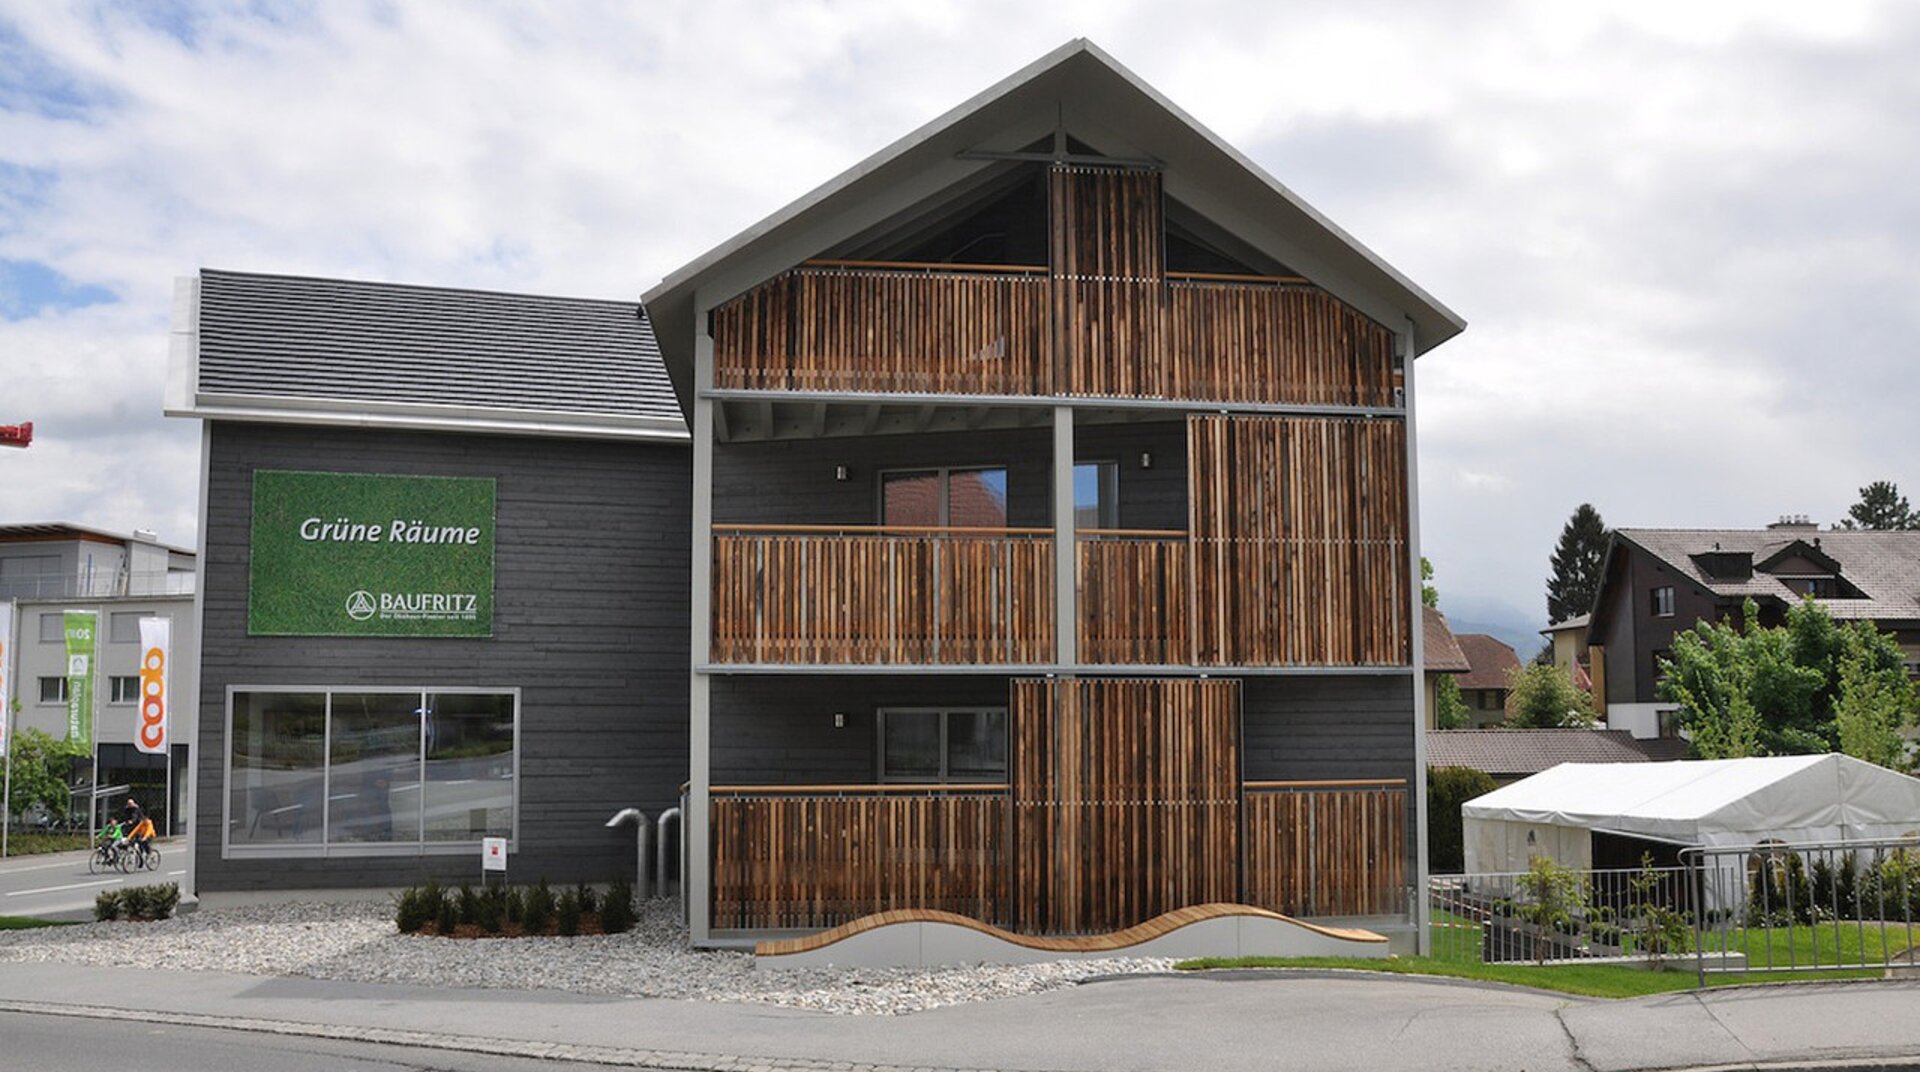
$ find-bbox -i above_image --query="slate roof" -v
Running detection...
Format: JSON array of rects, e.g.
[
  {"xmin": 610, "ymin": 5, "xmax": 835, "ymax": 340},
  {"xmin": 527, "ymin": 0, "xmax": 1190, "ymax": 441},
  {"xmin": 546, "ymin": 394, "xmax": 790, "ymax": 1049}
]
[
  {"xmin": 1423, "ymin": 606, "xmax": 1471, "ymax": 673},
  {"xmin": 1454, "ymin": 633, "xmax": 1521, "ymax": 690},
  {"xmin": 1614, "ymin": 529, "xmax": 1920, "ymax": 623},
  {"xmin": 1426, "ymin": 729, "xmax": 1691, "ymax": 779},
  {"xmin": 190, "ymin": 269, "xmax": 684, "ymax": 430}
]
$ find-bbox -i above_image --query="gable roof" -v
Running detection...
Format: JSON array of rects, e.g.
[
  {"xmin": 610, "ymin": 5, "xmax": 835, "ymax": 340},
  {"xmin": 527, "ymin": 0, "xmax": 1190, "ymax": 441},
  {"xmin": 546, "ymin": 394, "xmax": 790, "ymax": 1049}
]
[
  {"xmin": 1590, "ymin": 529, "xmax": 1920, "ymax": 636},
  {"xmin": 167, "ymin": 269, "xmax": 687, "ymax": 442},
  {"xmin": 1426, "ymin": 729, "xmax": 1688, "ymax": 779},
  {"xmin": 1423, "ymin": 606, "xmax": 1471, "ymax": 673},
  {"xmin": 1454, "ymin": 633, "xmax": 1521, "ymax": 690},
  {"xmin": 642, "ymin": 39, "xmax": 1465, "ymax": 411}
]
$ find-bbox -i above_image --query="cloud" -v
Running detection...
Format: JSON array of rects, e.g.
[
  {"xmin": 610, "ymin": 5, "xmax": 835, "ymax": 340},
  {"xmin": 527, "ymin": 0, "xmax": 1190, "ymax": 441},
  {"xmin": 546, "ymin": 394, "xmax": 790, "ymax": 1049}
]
[{"xmin": 0, "ymin": 1, "xmax": 1915, "ymax": 630}]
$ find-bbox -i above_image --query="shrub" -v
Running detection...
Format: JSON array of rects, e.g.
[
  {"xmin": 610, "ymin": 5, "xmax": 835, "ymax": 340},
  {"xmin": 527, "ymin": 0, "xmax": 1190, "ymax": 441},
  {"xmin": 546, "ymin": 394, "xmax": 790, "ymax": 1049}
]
[
  {"xmin": 522, "ymin": 880, "xmax": 554, "ymax": 935},
  {"xmin": 574, "ymin": 883, "xmax": 598, "ymax": 915},
  {"xmin": 94, "ymin": 890, "xmax": 123, "ymax": 922},
  {"xmin": 477, "ymin": 885, "xmax": 505, "ymax": 934},
  {"xmin": 504, "ymin": 886, "xmax": 524, "ymax": 925},
  {"xmin": 456, "ymin": 884, "xmax": 481, "ymax": 926},
  {"xmin": 1427, "ymin": 766, "xmax": 1497, "ymax": 873},
  {"xmin": 143, "ymin": 883, "xmax": 180, "ymax": 920},
  {"xmin": 394, "ymin": 887, "xmax": 431, "ymax": 934},
  {"xmin": 1624, "ymin": 854, "xmax": 1690, "ymax": 969},
  {"xmin": 555, "ymin": 888, "xmax": 581, "ymax": 936},
  {"xmin": 1517, "ymin": 856, "xmax": 1589, "ymax": 966},
  {"xmin": 436, "ymin": 887, "xmax": 460, "ymax": 935},
  {"xmin": 600, "ymin": 876, "xmax": 635, "ymax": 935}
]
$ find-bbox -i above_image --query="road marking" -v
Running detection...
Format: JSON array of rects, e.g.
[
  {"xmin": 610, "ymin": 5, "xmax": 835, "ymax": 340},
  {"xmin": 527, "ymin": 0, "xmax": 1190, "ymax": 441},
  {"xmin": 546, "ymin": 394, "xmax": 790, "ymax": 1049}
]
[
  {"xmin": 0, "ymin": 859, "xmax": 92, "ymax": 875},
  {"xmin": 5, "ymin": 878, "xmax": 122, "ymax": 897},
  {"xmin": 167, "ymin": 870, "xmax": 186, "ymax": 876}
]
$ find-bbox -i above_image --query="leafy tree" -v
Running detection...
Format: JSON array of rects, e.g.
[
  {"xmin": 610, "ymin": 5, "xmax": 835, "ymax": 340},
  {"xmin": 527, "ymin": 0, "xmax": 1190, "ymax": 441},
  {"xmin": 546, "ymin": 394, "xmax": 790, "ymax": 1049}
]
[
  {"xmin": 1836, "ymin": 480, "xmax": 1919, "ymax": 531},
  {"xmin": 1427, "ymin": 765, "xmax": 1498, "ymax": 873},
  {"xmin": 1504, "ymin": 662, "xmax": 1598, "ymax": 729},
  {"xmin": 1517, "ymin": 855, "xmax": 1589, "ymax": 965},
  {"xmin": 1546, "ymin": 504, "xmax": 1610, "ymax": 624},
  {"xmin": 1421, "ymin": 556, "xmax": 1438, "ymax": 608},
  {"xmin": 1659, "ymin": 598, "xmax": 1914, "ymax": 764},
  {"xmin": 1433, "ymin": 674, "xmax": 1471, "ymax": 730},
  {"xmin": 5, "ymin": 728, "xmax": 86, "ymax": 819}
]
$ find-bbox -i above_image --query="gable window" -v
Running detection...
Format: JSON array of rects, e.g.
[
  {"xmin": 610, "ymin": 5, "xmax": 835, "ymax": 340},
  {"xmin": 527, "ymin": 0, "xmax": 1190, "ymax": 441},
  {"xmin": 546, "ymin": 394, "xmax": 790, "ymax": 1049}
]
[
  {"xmin": 877, "ymin": 707, "xmax": 1007, "ymax": 782},
  {"xmin": 1804, "ymin": 577, "xmax": 1836, "ymax": 598},
  {"xmin": 881, "ymin": 467, "xmax": 1008, "ymax": 527},
  {"xmin": 1651, "ymin": 586, "xmax": 1675, "ymax": 618},
  {"xmin": 39, "ymin": 677, "xmax": 68, "ymax": 704}
]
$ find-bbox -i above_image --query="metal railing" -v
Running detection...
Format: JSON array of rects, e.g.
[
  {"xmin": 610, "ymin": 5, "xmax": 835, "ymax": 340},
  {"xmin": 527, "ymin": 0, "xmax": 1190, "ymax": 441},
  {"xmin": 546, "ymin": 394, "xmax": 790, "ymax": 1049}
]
[
  {"xmin": 1429, "ymin": 866, "xmax": 1695, "ymax": 967},
  {"xmin": 1683, "ymin": 838, "xmax": 1918, "ymax": 985},
  {"xmin": 1, "ymin": 569, "xmax": 196, "ymax": 600}
]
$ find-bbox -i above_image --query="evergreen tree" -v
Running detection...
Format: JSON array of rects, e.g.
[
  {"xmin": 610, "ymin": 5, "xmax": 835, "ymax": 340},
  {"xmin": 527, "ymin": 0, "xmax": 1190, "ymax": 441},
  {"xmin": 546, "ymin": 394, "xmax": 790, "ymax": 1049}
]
[
  {"xmin": 1546, "ymin": 503, "xmax": 1610, "ymax": 624},
  {"xmin": 1836, "ymin": 480, "xmax": 1919, "ymax": 531}
]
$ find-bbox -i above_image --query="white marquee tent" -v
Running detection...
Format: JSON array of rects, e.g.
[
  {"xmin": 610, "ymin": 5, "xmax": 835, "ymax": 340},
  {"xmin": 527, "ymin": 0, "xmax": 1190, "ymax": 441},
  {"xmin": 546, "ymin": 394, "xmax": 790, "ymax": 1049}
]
[{"xmin": 1461, "ymin": 754, "xmax": 1920, "ymax": 875}]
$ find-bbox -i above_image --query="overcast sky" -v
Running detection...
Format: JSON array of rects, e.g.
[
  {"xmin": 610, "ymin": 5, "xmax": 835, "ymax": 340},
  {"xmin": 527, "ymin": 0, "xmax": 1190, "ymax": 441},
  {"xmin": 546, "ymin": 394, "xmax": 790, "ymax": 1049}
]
[{"xmin": 3, "ymin": 0, "xmax": 1914, "ymax": 652}]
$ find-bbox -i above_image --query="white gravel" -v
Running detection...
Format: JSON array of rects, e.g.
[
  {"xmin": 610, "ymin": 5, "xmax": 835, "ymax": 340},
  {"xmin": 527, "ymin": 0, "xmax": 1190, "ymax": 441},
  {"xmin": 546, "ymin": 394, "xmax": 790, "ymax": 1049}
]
[{"xmin": 0, "ymin": 900, "xmax": 1171, "ymax": 1015}]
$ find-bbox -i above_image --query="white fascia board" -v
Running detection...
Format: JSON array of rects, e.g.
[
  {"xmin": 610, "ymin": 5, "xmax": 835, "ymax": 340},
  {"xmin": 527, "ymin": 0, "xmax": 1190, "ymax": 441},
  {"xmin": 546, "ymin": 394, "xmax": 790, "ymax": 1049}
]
[
  {"xmin": 164, "ymin": 275, "xmax": 200, "ymax": 416},
  {"xmin": 171, "ymin": 392, "xmax": 690, "ymax": 444}
]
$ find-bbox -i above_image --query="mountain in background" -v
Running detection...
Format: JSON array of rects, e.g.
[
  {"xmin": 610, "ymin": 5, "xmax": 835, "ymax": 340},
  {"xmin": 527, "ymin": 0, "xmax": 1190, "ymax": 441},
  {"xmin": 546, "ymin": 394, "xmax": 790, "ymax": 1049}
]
[{"xmin": 1438, "ymin": 593, "xmax": 1546, "ymax": 665}]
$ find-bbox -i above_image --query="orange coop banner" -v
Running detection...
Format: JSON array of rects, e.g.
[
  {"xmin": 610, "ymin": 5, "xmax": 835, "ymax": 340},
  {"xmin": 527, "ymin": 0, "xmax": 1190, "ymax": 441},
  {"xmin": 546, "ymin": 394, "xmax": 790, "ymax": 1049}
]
[{"xmin": 135, "ymin": 617, "xmax": 171, "ymax": 756}]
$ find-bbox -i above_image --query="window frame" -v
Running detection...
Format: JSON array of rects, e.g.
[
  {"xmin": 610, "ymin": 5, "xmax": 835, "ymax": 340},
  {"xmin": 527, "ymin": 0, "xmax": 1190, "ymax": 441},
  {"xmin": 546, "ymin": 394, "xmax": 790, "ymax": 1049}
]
[
  {"xmin": 1073, "ymin": 459, "xmax": 1120, "ymax": 531},
  {"xmin": 874, "ymin": 706, "xmax": 1009, "ymax": 784},
  {"xmin": 875, "ymin": 465, "xmax": 1011, "ymax": 528},
  {"xmin": 108, "ymin": 611, "xmax": 144, "ymax": 645},
  {"xmin": 38, "ymin": 676, "xmax": 68, "ymax": 704},
  {"xmin": 38, "ymin": 613, "xmax": 63, "ymax": 643},
  {"xmin": 109, "ymin": 675, "xmax": 141, "ymax": 705},
  {"xmin": 222, "ymin": 685, "xmax": 521, "ymax": 860},
  {"xmin": 1651, "ymin": 586, "xmax": 1675, "ymax": 618}
]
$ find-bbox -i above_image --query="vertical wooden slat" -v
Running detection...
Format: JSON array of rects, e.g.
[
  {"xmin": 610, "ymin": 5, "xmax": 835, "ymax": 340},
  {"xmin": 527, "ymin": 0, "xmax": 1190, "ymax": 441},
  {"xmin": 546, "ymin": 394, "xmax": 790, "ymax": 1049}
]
[{"xmin": 1241, "ymin": 783, "xmax": 1409, "ymax": 918}]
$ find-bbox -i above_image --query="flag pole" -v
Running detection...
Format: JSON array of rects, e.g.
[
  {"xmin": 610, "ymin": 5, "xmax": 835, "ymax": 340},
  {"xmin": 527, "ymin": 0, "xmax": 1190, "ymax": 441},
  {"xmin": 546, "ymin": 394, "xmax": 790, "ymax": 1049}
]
[{"xmin": 2, "ymin": 600, "xmax": 14, "ymax": 858}]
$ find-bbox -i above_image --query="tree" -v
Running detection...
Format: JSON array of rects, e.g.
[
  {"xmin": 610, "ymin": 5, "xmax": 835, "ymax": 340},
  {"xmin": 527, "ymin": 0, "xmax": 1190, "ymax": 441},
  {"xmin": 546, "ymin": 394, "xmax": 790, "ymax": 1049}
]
[
  {"xmin": 5, "ymin": 728, "xmax": 86, "ymax": 819},
  {"xmin": 1836, "ymin": 480, "xmax": 1919, "ymax": 531},
  {"xmin": 1546, "ymin": 504, "xmax": 1610, "ymax": 624},
  {"xmin": 1505, "ymin": 661, "xmax": 1598, "ymax": 728},
  {"xmin": 1427, "ymin": 765, "xmax": 1498, "ymax": 873},
  {"xmin": 1421, "ymin": 556, "xmax": 1439, "ymax": 608},
  {"xmin": 1433, "ymin": 674, "xmax": 1471, "ymax": 730},
  {"xmin": 1659, "ymin": 598, "xmax": 1915, "ymax": 765}
]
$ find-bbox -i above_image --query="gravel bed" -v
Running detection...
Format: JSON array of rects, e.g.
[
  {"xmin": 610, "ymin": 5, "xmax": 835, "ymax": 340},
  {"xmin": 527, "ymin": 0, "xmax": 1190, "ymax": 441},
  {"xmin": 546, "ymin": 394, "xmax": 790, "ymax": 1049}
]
[{"xmin": 0, "ymin": 900, "xmax": 1170, "ymax": 1015}]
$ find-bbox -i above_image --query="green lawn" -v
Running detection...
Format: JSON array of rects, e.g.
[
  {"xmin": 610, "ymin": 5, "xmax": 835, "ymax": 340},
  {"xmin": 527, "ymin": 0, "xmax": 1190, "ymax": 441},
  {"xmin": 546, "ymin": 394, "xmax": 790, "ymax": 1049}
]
[
  {"xmin": 1700, "ymin": 921, "xmax": 1918, "ymax": 968},
  {"xmin": 0, "ymin": 915, "xmax": 75, "ymax": 930},
  {"xmin": 1172, "ymin": 955, "xmax": 1884, "ymax": 999}
]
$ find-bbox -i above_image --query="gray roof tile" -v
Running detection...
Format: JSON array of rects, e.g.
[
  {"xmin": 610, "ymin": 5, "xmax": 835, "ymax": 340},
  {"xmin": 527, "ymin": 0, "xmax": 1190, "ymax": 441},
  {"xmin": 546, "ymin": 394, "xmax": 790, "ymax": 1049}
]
[
  {"xmin": 1617, "ymin": 529, "xmax": 1920, "ymax": 623},
  {"xmin": 1426, "ymin": 729, "xmax": 1688, "ymax": 777}
]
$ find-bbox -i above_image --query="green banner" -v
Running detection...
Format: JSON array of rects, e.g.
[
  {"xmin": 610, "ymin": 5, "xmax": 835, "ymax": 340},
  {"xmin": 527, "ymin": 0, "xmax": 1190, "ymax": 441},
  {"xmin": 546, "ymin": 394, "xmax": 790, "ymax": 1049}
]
[
  {"xmin": 249, "ymin": 470, "xmax": 496, "ymax": 637},
  {"xmin": 64, "ymin": 609, "xmax": 96, "ymax": 746}
]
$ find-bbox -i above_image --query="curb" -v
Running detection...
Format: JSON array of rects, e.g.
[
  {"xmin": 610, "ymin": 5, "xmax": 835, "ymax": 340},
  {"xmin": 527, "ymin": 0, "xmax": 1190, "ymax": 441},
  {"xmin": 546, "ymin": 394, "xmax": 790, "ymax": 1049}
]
[{"xmin": 0, "ymin": 998, "xmax": 1032, "ymax": 1072}]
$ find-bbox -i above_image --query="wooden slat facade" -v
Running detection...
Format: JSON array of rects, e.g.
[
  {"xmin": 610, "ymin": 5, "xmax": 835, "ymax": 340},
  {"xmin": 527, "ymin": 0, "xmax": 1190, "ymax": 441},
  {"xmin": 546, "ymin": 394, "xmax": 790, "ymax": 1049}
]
[
  {"xmin": 1050, "ymin": 165, "xmax": 1166, "ymax": 398},
  {"xmin": 1075, "ymin": 535, "xmax": 1191, "ymax": 665},
  {"xmin": 1011, "ymin": 678, "xmax": 1240, "ymax": 934},
  {"xmin": 710, "ymin": 528, "xmax": 1054, "ymax": 665},
  {"xmin": 1165, "ymin": 281, "xmax": 1396, "ymax": 406},
  {"xmin": 711, "ymin": 265, "xmax": 1053, "ymax": 395},
  {"xmin": 1189, "ymin": 413, "xmax": 1411, "ymax": 667},
  {"xmin": 1242, "ymin": 781, "xmax": 1408, "ymax": 917},
  {"xmin": 710, "ymin": 786, "xmax": 1011, "ymax": 930}
]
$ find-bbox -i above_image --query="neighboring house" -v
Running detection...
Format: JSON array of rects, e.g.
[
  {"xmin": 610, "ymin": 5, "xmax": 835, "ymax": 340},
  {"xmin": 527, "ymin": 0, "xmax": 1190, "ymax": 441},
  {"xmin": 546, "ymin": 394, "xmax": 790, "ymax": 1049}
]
[
  {"xmin": 1423, "ymin": 606, "xmax": 1470, "ymax": 729},
  {"xmin": 646, "ymin": 40, "xmax": 1462, "ymax": 950},
  {"xmin": 1539, "ymin": 613, "xmax": 1592, "ymax": 693},
  {"xmin": 1453, "ymin": 633, "xmax": 1521, "ymax": 727},
  {"xmin": 1425, "ymin": 728, "xmax": 1689, "ymax": 786},
  {"xmin": 1587, "ymin": 522, "xmax": 1920, "ymax": 739},
  {"xmin": 2, "ymin": 523, "xmax": 197, "ymax": 830},
  {"xmin": 162, "ymin": 42, "xmax": 1466, "ymax": 954}
]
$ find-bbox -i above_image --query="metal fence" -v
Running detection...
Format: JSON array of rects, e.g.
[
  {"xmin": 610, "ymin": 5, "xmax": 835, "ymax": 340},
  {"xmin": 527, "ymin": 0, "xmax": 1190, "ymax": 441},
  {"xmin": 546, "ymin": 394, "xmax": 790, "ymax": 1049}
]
[
  {"xmin": 1682, "ymin": 838, "xmax": 1918, "ymax": 985},
  {"xmin": 1430, "ymin": 866, "xmax": 1694, "ymax": 967}
]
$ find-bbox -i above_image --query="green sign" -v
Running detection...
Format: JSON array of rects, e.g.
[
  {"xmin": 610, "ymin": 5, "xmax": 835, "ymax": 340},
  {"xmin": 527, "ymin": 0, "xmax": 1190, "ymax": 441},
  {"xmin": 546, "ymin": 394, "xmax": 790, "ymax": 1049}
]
[
  {"xmin": 64, "ymin": 609, "xmax": 96, "ymax": 746},
  {"xmin": 249, "ymin": 470, "xmax": 496, "ymax": 637}
]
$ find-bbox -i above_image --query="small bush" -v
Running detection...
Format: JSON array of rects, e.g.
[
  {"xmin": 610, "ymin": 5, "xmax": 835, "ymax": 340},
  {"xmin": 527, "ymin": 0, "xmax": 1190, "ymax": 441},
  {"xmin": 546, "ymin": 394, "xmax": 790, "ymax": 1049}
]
[
  {"xmin": 600, "ymin": 876, "xmax": 635, "ymax": 935},
  {"xmin": 144, "ymin": 883, "xmax": 180, "ymax": 920},
  {"xmin": 456, "ymin": 884, "xmax": 481, "ymax": 926},
  {"xmin": 555, "ymin": 888, "xmax": 581, "ymax": 936},
  {"xmin": 477, "ymin": 885, "xmax": 504, "ymax": 934},
  {"xmin": 574, "ymin": 883, "xmax": 598, "ymax": 915},
  {"xmin": 394, "ymin": 887, "xmax": 431, "ymax": 934},
  {"xmin": 436, "ymin": 888, "xmax": 460, "ymax": 935},
  {"xmin": 121, "ymin": 886, "xmax": 155, "ymax": 921},
  {"xmin": 503, "ymin": 886, "xmax": 524, "ymax": 924},
  {"xmin": 522, "ymin": 880, "xmax": 554, "ymax": 935},
  {"xmin": 94, "ymin": 889, "xmax": 123, "ymax": 922}
]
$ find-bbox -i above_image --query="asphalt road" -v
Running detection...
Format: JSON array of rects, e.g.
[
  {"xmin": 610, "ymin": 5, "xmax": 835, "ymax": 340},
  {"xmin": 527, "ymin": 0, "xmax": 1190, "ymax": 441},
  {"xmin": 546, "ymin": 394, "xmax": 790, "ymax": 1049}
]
[
  {"xmin": 0, "ymin": 843, "xmax": 189, "ymax": 918},
  {"xmin": 0, "ymin": 1010, "xmax": 644, "ymax": 1072}
]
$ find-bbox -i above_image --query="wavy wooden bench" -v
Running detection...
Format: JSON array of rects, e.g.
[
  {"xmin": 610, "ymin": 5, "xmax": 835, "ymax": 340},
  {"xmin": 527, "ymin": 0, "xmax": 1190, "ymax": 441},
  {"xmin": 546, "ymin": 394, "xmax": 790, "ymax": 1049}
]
[{"xmin": 756, "ymin": 902, "xmax": 1388, "ymax": 963}]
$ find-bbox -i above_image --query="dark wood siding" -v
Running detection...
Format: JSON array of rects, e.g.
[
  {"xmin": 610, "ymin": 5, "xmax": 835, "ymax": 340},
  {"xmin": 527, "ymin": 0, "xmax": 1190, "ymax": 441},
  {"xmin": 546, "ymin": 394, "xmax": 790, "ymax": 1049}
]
[{"xmin": 196, "ymin": 422, "xmax": 691, "ymax": 890}]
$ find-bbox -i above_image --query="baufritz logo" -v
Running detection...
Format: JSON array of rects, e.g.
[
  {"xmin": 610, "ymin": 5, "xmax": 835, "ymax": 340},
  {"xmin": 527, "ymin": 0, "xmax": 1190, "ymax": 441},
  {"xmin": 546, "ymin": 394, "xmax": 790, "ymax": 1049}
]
[{"xmin": 345, "ymin": 589, "xmax": 479, "ymax": 622}]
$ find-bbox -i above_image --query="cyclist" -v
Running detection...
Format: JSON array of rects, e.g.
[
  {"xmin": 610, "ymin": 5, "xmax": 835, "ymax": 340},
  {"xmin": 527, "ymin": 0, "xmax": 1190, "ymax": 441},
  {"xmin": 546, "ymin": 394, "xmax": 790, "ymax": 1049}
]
[
  {"xmin": 121, "ymin": 798, "xmax": 156, "ymax": 867},
  {"xmin": 95, "ymin": 817, "xmax": 125, "ymax": 870}
]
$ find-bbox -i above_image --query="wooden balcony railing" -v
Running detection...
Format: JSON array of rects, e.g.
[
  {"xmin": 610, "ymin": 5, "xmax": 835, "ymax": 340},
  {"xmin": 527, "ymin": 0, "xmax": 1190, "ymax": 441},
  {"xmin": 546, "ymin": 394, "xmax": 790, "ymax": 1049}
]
[
  {"xmin": 710, "ymin": 525, "xmax": 1055, "ymax": 665},
  {"xmin": 1075, "ymin": 531, "xmax": 1192, "ymax": 665},
  {"xmin": 1242, "ymin": 779, "xmax": 1409, "ymax": 917},
  {"xmin": 1166, "ymin": 279, "xmax": 1398, "ymax": 407},
  {"xmin": 712, "ymin": 262, "xmax": 1053, "ymax": 396},
  {"xmin": 710, "ymin": 784, "xmax": 1011, "ymax": 931}
]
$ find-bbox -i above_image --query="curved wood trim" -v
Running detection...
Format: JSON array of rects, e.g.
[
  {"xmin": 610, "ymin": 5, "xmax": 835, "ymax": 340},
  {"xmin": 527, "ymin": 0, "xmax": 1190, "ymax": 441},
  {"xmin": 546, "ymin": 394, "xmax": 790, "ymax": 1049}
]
[{"xmin": 755, "ymin": 902, "xmax": 1388, "ymax": 958}]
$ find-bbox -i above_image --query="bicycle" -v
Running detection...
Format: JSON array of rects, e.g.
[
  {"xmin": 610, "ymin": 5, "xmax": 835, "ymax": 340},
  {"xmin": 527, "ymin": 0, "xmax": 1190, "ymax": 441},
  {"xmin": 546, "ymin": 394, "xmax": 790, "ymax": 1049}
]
[{"xmin": 87, "ymin": 837, "xmax": 124, "ymax": 875}]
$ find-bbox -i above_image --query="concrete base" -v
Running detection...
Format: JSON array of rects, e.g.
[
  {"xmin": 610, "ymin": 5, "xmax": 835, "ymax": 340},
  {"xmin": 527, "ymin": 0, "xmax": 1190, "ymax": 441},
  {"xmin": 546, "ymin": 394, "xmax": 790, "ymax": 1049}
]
[{"xmin": 759, "ymin": 912, "xmax": 1391, "ymax": 970}]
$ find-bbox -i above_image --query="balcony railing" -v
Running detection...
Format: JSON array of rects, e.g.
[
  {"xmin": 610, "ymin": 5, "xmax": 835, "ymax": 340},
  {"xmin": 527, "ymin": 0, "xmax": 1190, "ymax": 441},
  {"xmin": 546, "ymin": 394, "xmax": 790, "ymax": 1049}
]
[
  {"xmin": 1165, "ymin": 277, "xmax": 1399, "ymax": 407},
  {"xmin": 1242, "ymin": 779, "xmax": 1409, "ymax": 917},
  {"xmin": 0, "ymin": 569, "xmax": 197, "ymax": 600},
  {"xmin": 710, "ymin": 783, "xmax": 1011, "ymax": 931},
  {"xmin": 1075, "ymin": 531, "xmax": 1191, "ymax": 665},
  {"xmin": 710, "ymin": 525, "xmax": 1055, "ymax": 665}
]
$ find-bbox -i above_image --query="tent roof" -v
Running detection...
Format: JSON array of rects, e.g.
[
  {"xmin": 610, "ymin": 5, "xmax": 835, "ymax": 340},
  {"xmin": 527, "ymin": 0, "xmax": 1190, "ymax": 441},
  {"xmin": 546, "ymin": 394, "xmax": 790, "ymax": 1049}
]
[{"xmin": 1461, "ymin": 754, "xmax": 1920, "ymax": 846}]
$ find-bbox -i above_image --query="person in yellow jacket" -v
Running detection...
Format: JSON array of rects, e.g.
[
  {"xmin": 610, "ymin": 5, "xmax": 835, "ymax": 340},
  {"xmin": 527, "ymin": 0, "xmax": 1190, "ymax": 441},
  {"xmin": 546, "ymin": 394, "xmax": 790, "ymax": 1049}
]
[{"xmin": 120, "ymin": 798, "xmax": 156, "ymax": 866}]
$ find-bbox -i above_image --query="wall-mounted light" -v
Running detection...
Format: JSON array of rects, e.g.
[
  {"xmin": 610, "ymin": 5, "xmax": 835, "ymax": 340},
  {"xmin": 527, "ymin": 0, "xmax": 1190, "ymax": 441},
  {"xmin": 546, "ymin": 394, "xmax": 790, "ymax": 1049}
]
[
  {"xmin": 833, "ymin": 712, "xmax": 846, "ymax": 729},
  {"xmin": 1139, "ymin": 451, "xmax": 1153, "ymax": 470},
  {"xmin": 834, "ymin": 465, "xmax": 850, "ymax": 482}
]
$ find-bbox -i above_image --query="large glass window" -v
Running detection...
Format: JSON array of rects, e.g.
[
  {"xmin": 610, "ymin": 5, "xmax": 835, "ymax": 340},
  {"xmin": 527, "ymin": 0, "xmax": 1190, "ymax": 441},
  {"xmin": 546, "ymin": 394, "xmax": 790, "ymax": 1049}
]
[
  {"xmin": 228, "ymin": 688, "xmax": 516, "ymax": 854},
  {"xmin": 881, "ymin": 467, "xmax": 1009, "ymax": 527},
  {"xmin": 877, "ymin": 708, "xmax": 1007, "ymax": 782},
  {"xmin": 1074, "ymin": 461, "xmax": 1118, "ymax": 530}
]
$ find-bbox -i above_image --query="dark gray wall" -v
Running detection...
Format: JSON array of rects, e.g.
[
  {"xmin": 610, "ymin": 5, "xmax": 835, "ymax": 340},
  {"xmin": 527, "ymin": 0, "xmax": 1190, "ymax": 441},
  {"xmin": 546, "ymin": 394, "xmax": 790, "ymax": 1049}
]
[
  {"xmin": 197, "ymin": 422, "xmax": 691, "ymax": 890},
  {"xmin": 711, "ymin": 674, "xmax": 1009, "ymax": 784},
  {"xmin": 1241, "ymin": 675, "xmax": 1415, "ymax": 782},
  {"xmin": 712, "ymin": 422, "xmax": 1187, "ymax": 531}
]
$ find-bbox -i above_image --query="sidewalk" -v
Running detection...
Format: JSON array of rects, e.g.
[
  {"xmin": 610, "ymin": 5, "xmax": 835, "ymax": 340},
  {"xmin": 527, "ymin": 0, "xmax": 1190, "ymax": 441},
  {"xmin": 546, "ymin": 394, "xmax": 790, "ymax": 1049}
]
[{"xmin": 0, "ymin": 960, "xmax": 1915, "ymax": 1072}]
